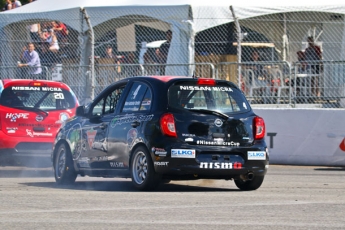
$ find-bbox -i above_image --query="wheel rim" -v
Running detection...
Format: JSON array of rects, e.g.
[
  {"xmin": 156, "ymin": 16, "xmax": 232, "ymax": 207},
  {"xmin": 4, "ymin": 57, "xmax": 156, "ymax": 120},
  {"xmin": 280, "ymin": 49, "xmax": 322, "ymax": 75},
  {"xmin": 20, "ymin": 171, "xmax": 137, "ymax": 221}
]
[
  {"xmin": 132, "ymin": 151, "xmax": 148, "ymax": 185},
  {"xmin": 55, "ymin": 147, "xmax": 66, "ymax": 179}
]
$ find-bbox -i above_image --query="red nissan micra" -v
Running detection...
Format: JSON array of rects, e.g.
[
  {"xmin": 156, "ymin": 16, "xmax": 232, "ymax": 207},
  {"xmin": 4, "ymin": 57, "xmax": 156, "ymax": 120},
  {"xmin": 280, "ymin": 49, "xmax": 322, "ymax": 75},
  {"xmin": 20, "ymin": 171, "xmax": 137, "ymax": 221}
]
[{"xmin": 0, "ymin": 79, "xmax": 79, "ymax": 166}]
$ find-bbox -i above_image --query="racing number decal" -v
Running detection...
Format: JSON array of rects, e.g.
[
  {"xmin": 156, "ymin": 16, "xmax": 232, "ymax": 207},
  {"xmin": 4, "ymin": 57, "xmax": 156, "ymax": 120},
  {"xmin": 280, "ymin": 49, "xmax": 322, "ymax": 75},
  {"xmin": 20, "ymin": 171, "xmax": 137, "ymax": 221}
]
[{"xmin": 54, "ymin": 93, "xmax": 64, "ymax": 99}]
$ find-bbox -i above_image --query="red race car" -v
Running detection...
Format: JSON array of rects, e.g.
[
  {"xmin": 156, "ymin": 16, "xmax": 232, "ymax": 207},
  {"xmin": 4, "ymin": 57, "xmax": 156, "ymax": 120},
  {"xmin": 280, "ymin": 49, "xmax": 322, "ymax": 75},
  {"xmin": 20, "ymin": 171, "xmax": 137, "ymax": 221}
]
[{"xmin": 0, "ymin": 79, "xmax": 79, "ymax": 166}]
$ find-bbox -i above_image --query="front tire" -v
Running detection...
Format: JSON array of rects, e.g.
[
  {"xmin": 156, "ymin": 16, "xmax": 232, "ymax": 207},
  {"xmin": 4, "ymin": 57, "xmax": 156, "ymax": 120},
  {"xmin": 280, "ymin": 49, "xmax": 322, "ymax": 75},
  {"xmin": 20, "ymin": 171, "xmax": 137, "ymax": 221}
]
[
  {"xmin": 234, "ymin": 175, "xmax": 264, "ymax": 191},
  {"xmin": 54, "ymin": 142, "xmax": 77, "ymax": 185},
  {"xmin": 130, "ymin": 146, "xmax": 161, "ymax": 191}
]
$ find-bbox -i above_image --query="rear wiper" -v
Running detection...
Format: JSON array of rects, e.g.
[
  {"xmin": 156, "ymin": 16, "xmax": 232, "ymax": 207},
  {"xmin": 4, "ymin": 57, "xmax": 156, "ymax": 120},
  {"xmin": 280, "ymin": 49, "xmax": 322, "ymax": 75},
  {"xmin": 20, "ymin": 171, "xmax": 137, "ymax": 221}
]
[
  {"xmin": 12, "ymin": 106, "xmax": 49, "ymax": 116},
  {"xmin": 188, "ymin": 109, "xmax": 229, "ymax": 119}
]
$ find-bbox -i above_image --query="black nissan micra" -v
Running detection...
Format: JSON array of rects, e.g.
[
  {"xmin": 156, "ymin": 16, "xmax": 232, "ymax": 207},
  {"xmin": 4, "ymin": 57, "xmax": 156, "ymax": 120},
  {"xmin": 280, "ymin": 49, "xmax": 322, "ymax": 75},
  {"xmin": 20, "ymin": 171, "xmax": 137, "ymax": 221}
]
[{"xmin": 52, "ymin": 76, "xmax": 268, "ymax": 191}]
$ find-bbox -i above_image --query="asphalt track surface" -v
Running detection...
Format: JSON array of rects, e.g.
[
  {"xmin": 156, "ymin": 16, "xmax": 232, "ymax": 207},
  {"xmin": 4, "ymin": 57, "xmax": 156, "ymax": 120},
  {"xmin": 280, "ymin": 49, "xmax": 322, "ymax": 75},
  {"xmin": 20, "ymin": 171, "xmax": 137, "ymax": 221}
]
[{"xmin": 0, "ymin": 164, "xmax": 344, "ymax": 230}]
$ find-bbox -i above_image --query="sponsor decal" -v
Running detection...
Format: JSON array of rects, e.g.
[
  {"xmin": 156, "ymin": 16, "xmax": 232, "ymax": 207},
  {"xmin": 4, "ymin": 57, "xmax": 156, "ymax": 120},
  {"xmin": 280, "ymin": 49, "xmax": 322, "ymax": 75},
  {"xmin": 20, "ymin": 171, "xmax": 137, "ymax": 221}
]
[
  {"xmin": 91, "ymin": 156, "xmax": 108, "ymax": 161},
  {"xmin": 171, "ymin": 149, "xmax": 196, "ymax": 158},
  {"xmin": 6, "ymin": 113, "xmax": 29, "ymax": 122},
  {"xmin": 86, "ymin": 128, "xmax": 97, "ymax": 149},
  {"xmin": 247, "ymin": 151, "xmax": 266, "ymax": 160},
  {"xmin": 154, "ymin": 162, "xmax": 169, "ymax": 166},
  {"xmin": 196, "ymin": 140, "xmax": 240, "ymax": 146},
  {"xmin": 67, "ymin": 123, "xmax": 83, "ymax": 159},
  {"xmin": 11, "ymin": 86, "xmax": 62, "ymax": 91},
  {"xmin": 179, "ymin": 86, "xmax": 233, "ymax": 92},
  {"xmin": 141, "ymin": 100, "xmax": 151, "ymax": 106},
  {"xmin": 6, "ymin": 127, "xmax": 18, "ymax": 134},
  {"xmin": 26, "ymin": 129, "xmax": 52, "ymax": 137},
  {"xmin": 110, "ymin": 161, "xmax": 125, "ymax": 168},
  {"xmin": 78, "ymin": 157, "xmax": 90, "ymax": 168},
  {"xmin": 199, "ymin": 162, "xmax": 242, "ymax": 169},
  {"xmin": 185, "ymin": 138, "xmax": 194, "ymax": 142},
  {"xmin": 125, "ymin": 101, "xmax": 141, "ymax": 106},
  {"xmin": 214, "ymin": 119, "xmax": 223, "ymax": 127},
  {"xmin": 110, "ymin": 114, "xmax": 154, "ymax": 127},
  {"xmin": 18, "ymin": 123, "xmax": 60, "ymax": 128},
  {"xmin": 182, "ymin": 133, "xmax": 195, "ymax": 137},
  {"xmin": 127, "ymin": 128, "xmax": 138, "ymax": 147},
  {"xmin": 152, "ymin": 147, "xmax": 167, "ymax": 156}
]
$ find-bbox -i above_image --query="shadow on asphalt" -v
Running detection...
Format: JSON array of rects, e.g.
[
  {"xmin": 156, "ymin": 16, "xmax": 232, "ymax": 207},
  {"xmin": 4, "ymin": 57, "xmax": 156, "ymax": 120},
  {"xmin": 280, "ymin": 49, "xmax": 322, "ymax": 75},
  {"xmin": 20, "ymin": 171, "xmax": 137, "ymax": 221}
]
[
  {"xmin": 313, "ymin": 167, "xmax": 345, "ymax": 171},
  {"xmin": 0, "ymin": 167, "xmax": 53, "ymax": 178},
  {"xmin": 20, "ymin": 180, "xmax": 239, "ymax": 192}
]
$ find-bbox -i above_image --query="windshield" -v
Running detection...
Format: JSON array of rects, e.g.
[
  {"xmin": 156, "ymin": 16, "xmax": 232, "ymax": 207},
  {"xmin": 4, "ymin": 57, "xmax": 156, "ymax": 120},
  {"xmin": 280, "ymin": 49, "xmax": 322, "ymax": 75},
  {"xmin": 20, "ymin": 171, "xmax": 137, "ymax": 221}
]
[
  {"xmin": 168, "ymin": 82, "xmax": 251, "ymax": 114},
  {"xmin": 0, "ymin": 86, "xmax": 76, "ymax": 111}
]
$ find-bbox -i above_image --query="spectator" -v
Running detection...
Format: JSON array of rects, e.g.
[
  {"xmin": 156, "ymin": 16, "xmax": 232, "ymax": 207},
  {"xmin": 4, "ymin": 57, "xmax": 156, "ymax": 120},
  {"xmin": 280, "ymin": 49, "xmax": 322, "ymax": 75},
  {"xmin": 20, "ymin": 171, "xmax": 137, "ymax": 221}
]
[
  {"xmin": 44, "ymin": 29, "xmax": 59, "ymax": 52},
  {"xmin": 39, "ymin": 28, "xmax": 49, "ymax": 41},
  {"xmin": 248, "ymin": 51, "xmax": 264, "ymax": 78},
  {"xmin": 104, "ymin": 46, "xmax": 117, "ymax": 59},
  {"xmin": 143, "ymin": 49, "xmax": 159, "ymax": 75},
  {"xmin": 13, "ymin": 0, "xmax": 21, "ymax": 8},
  {"xmin": 52, "ymin": 21, "xmax": 69, "ymax": 43},
  {"xmin": 103, "ymin": 46, "xmax": 121, "ymax": 74},
  {"xmin": 245, "ymin": 51, "xmax": 270, "ymax": 102},
  {"xmin": 304, "ymin": 36, "xmax": 322, "ymax": 97},
  {"xmin": 157, "ymin": 30, "xmax": 172, "ymax": 75},
  {"xmin": 304, "ymin": 36, "xmax": 322, "ymax": 74},
  {"xmin": 296, "ymin": 50, "xmax": 307, "ymax": 73},
  {"xmin": 28, "ymin": 23, "xmax": 41, "ymax": 42},
  {"xmin": 5, "ymin": 0, "xmax": 12, "ymax": 10},
  {"xmin": 123, "ymin": 52, "xmax": 140, "ymax": 77},
  {"xmin": 17, "ymin": 42, "xmax": 42, "ymax": 79}
]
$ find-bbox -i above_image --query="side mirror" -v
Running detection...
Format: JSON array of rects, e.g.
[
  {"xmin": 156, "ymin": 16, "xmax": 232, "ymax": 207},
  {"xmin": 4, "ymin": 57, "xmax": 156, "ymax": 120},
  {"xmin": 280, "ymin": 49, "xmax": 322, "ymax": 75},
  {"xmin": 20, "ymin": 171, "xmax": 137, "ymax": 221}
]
[{"xmin": 76, "ymin": 105, "xmax": 86, "ymax": 117}]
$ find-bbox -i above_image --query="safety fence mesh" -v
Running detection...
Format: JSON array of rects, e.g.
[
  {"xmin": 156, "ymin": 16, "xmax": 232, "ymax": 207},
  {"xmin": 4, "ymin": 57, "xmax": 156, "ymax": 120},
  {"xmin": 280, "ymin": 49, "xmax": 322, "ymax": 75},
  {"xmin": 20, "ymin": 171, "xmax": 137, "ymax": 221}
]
[{"xmin": 1, "ymin": 5, "xmax": 345, "ymax": 108}]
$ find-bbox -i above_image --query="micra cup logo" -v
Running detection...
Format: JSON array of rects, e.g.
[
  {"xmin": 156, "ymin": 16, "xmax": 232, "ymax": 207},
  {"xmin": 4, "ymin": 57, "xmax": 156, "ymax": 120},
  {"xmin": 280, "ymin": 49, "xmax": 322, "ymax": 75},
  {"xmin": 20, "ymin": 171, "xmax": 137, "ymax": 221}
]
[{"xmin": 171, "ymin": 149, "xmax": 196, "ymax": 158}]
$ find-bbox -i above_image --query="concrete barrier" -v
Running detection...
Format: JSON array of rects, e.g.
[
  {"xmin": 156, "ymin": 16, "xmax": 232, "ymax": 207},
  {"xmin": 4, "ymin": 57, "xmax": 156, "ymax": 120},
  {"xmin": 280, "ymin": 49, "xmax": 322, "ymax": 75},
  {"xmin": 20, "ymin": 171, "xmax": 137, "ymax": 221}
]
[{"xmin": 254, "ymin": 108, "xmax": 345, "ymax": 166}]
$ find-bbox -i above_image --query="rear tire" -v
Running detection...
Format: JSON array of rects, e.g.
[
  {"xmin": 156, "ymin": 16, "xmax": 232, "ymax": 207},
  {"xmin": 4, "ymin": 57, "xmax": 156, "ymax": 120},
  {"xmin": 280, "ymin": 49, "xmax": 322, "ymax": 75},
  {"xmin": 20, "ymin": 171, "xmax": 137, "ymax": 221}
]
[
  {"xmin": 234, "ymin": 175, "xmax": 264, "ymax": 191},
  {"xmin": 130, "ymin": 146, "xmax": 161, "ymax": 191},
  {"xmin": 54, "ymin": 142, "xmax": 77, "ymax": 185}
]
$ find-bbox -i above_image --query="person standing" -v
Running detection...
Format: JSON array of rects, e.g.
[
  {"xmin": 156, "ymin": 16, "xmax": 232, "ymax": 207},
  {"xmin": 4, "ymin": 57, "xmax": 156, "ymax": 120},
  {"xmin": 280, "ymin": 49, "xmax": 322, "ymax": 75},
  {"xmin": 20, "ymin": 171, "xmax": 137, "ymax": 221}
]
[
  {"xmin": 18, "ymin": 43, "xmax": 42, "ymax": 79},
  {"xmin": 304, "ymin": 36, "xmax": 322, "ymax": 97},
  {"xmin": 13, "ymin": 0, "xmax": 22, "ymax": 8},
  {"xmin": 5, "ymin": 0, "xmax": 12, "ymax": 10},
  {"xmin": 304, "ymin": 36, "xmax": 322, "ymax": 74}
]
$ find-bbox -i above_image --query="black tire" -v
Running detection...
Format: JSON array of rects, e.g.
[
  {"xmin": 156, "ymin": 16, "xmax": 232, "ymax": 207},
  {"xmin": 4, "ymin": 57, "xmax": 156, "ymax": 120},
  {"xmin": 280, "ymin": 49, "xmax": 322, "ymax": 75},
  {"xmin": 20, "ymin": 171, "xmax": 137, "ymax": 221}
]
[
  {"xmin": 54, "ymin": 142, "xmax": 77, "ymax": 185},
  {"xmin": 130, "ymin": 146, "xmax": 161, "ymax": 191},
  {"xmin": 234, "ymin": 175, "xmax": 264, "ymax": 191}
]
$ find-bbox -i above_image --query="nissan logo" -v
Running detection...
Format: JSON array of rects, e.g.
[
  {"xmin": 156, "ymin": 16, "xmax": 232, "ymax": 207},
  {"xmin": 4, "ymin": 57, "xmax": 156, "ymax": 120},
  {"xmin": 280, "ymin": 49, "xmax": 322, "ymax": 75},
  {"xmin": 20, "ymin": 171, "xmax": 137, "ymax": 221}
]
[
  {"xmin": 36, "ymin": 115, "xmax": 44, "ymax": 122},
  {"xmin": 214, "ymin": 119, "xmax": 223, "ymax": 127}
]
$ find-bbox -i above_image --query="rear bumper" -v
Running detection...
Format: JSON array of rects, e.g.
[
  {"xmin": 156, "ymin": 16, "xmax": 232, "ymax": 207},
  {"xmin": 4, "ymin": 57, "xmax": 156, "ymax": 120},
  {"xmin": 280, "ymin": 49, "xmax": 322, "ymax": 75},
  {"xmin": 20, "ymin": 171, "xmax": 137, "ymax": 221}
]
[
  {"xmin": 0, "ymin": 132, "xmax": 53, "ymax": 156},
  {"xmin": 154, "ymin": 160, "xmax": 268, "ymax": 180},
  {"xmin": 151, "ymin": 143, "xmax": 269, "ymax": 179}
]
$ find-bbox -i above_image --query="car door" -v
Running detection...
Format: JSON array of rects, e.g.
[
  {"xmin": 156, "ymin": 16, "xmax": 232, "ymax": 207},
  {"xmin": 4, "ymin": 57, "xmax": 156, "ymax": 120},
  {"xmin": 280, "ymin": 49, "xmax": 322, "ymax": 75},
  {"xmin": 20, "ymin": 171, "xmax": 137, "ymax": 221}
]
[
  {"xmin": 77, "ymin": 83, "xmax": 127, "ymax": 170},
  {"xmin": 106, "ymin": 81, "xmax": 153, "ymax": 170}
]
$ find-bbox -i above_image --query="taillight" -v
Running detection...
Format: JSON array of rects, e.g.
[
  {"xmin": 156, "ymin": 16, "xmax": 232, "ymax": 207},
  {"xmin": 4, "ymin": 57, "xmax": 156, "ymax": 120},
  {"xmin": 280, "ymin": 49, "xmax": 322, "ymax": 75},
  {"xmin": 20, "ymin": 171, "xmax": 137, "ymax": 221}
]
[
  {"xmin": 253, "ymin": 116, "xmax": 265, "ymax": 140},
  {"xmin": 197, "ymin": 78, "xmax": 216, "ymax": 86},
  {"xmin": 160, "ymin": 113, "xmax": 177, "ymax": 137}
]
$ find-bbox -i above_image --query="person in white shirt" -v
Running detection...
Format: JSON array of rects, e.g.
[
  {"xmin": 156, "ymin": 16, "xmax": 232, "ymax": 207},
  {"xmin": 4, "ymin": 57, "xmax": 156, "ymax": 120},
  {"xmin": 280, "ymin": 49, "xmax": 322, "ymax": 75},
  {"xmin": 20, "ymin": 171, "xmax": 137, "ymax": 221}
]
[{"xmin": 12, "ymin": 0, "xmax": 22, "ymax": 8}]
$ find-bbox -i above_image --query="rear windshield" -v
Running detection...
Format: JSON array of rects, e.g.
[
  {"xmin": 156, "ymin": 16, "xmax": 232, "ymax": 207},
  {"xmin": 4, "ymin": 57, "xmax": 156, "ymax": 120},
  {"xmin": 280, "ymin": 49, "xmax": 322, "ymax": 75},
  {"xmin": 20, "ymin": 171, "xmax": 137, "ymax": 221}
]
[
  {"xmin": 168, "ymin": 82, "xmax": 251, "ymax": 114},
  {"xmin": 0, "ymin": 86, "xmax": 76, "ymax": 111}
]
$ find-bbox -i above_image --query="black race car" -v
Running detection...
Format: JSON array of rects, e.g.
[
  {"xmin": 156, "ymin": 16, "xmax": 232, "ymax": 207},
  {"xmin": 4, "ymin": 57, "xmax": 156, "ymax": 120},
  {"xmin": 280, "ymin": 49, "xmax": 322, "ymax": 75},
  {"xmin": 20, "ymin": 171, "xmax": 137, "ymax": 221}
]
[{"xmin": 52, "ymin": 76, "xmax": 268, "ymax": 191}]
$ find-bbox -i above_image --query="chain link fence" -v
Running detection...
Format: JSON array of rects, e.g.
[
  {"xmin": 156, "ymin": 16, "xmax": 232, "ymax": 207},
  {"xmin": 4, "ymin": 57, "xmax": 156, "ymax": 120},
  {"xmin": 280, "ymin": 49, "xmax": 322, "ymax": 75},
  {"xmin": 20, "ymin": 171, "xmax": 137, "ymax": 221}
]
[{"xmin": 1, "ymin": 5, "xmax": 345, "ymax": 108}]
